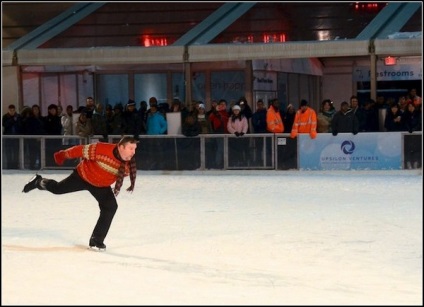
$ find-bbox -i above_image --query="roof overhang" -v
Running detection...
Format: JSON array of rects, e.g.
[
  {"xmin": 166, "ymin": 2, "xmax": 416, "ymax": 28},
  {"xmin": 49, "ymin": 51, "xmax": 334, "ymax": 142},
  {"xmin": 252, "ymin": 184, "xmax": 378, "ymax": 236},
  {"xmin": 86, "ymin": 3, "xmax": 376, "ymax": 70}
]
[{"xmin": 2, "ymin": 38, "xmax": 422, "ymax": 66}]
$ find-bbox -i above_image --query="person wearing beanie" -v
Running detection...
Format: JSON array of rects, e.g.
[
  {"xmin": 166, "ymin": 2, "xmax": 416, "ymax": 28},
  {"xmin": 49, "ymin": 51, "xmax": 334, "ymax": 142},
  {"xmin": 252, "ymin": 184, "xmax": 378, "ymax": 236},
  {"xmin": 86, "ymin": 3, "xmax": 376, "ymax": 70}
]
[
  {"xmin": 196, "ymin": 103, "xmax": 212, "ymax": 134},
  {"xmin": 236, "ymin": 96, "xmax": 253, "ymax": 132},
  {"xmin": 227, "ymin": 104, "xmax": 250, "ymax": 166},
  {"xmin": 22, "ymin": 136, "xmax": 139, "ymax": 250},
  {"xmin": 127, "ymin": 99, "xmax": 136, "ymax": 108},
  {"xmin": 227, "ymin": 104, "xmax": 249, "ymax": 136},
  {"xmin": 290, "ymin": 99, "xmax": 318, "ymax": 139},
  {"xmin": 124, "ymin": 99, "xmax": 141, "ymax": 140}
]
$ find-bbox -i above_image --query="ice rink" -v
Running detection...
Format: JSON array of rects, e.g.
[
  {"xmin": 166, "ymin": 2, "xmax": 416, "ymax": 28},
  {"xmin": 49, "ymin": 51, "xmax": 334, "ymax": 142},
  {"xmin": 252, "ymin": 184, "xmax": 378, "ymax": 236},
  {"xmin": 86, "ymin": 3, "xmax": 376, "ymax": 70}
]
[{"xmin": 2, "ymin": 169, "xmax": 423, "ymax": 305}]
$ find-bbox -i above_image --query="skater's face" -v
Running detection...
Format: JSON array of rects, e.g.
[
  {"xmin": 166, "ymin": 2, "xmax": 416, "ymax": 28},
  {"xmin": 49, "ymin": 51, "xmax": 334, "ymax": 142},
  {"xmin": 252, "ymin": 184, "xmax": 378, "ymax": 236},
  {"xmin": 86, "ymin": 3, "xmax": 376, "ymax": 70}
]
[{"xmin": 118, "ymin": 142, "xmax": 137, "ymax": 161}]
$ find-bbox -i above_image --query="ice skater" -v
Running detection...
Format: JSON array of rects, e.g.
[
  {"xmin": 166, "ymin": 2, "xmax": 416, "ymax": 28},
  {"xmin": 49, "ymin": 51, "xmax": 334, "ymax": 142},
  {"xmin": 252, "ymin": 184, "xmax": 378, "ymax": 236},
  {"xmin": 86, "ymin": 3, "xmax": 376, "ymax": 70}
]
[{"xmin": 22, "ymin": 136, "xmax": 139, "ymax": 250}]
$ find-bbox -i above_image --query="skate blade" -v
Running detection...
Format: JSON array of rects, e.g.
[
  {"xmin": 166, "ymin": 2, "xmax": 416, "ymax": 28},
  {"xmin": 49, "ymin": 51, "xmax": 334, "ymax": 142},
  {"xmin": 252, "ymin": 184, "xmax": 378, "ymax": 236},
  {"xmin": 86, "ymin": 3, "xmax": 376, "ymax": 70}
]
[{"xmin": 88, "ymin": 246, "xmax": 106, "ymax": 252}]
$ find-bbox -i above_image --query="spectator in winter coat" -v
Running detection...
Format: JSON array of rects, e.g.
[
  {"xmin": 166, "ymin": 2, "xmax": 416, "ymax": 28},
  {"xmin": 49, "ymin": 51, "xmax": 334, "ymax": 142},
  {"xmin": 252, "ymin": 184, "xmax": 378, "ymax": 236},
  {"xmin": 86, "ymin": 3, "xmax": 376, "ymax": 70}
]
[
  {"xmin": 91, "ymin": 103, "xmax": 108, "ymax": 142},
  {"xmin": 317, "ymin": 99, "xmax": 335, "ymax": 133},
  {"xmin": 331, "ymin": 101, "xmax": 359, "ymax": 136},
  {"xmin": 252, "ymin": 99, "xmax": 267, "ymax": 133},
  {"xmin": 3, "ymin": 104, "xmax": 22, "ymax": 135},
  {"xmin": 209, "ymin": 99, "xmax": 229, "ymax": 134},
  {"xmin": 20, "ymin": 106, "xmax": 40, "ymax": 169},
  {"xmin": 227, "ymin": 104, "xmax": 249, "ymax": 166},
  {"xmin": 266, "ymin": 98, "xmax": 284, "ymax": 133},
  {"xmin": 2, "ymin": 104, "xmax": 22, "ymax": 168},
  {"xmin": 236, "ymin": 96, "xmax": 253, "ymax": 133},
  {"xmin": 206, "ymin": 99, "xmax": 218, "ymax": 118},
  {"xmin": 384, "ymin": 102, "xmax": 406, "ymax": 132},
  {"xmin": 43, "ymin": 104, "xmax": 62, "ymax": 136},
  {"xmin": 407, "ymin": 88, "xmax": 422, "ymax": 109},
  {"xmin": 361, "ymin": 99, "xmax": 379, "ymax": 132},
  {"xmin": 227, "ymin": 105, "xmax": 249, "ymax": 136},
  {"xmin": 208, "ymin": 99, "xmax": 229, "ymax": 169},
  {"xmin": 111, "ymin": 103, "xmax": 125, "ymax": 135},
  {"xmin": 146, "ymin": 104, "xmax": 167, "ymax": 135},
  {"xmin": 61, "ymin": 105, "xmax": 75, "ymax": 144},
  {"xmin": 182, "ymin": 112, "xmax": 200, "ymax": 137},
  {"xmin": 196, "ymin": 104, "xmax": 212, "ymax": 134},
  {"xmin": 290, "ymin": 99, "xmax": 317, "ymax": 139},
  {"xmin": 75, "ymin": 111, "xmax": 93, "ymax": 138},
  {"xmin": 403, "ymin": 102, "xmax": 422, "ymax": 133},
  {"xmin": 19, "ymin": 105, "xmax": 43, "ymax": 169},
  {"xmin": 123, "ymin": 100, "xmax": 141, "ymax": 140},
  {"xmin": 403, "ymin": 102, "xmax": 422, "ymax": 169},
  {"xmin": 44, "ymin": 103, "xmax": 64, "ymax": 166},
  {"xmin": 283, "ymin": 103, "xmax": 296, "ymax": 134},
  {"xmin": 84, "ymin": 96, "xmax": 95, "ymax": 119}
]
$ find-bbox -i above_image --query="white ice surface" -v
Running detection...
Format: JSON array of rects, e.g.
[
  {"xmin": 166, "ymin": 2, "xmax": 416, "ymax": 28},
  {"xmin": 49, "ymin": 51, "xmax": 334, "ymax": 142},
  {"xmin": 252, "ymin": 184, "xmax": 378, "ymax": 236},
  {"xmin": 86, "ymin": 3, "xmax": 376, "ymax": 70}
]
[{"xmin": 2, "ymin": 169, "xmax": 423, "ymax": 305}]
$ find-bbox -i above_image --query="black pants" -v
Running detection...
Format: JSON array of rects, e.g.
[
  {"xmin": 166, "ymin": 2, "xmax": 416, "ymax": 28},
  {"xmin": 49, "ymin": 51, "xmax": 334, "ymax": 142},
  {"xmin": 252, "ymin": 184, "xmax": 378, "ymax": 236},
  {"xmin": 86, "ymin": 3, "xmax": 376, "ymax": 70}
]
[{"xmin": 44, "ymin": 170, "xmax": 117, "ymax": 243}]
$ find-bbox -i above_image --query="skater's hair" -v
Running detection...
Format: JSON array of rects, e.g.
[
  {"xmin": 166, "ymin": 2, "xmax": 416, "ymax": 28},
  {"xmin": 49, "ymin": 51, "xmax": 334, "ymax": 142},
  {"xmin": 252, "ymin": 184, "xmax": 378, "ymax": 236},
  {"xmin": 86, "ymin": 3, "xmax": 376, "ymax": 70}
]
[{"xmin": 118, "ymin": 136, "xmax": 139, "ymax": 146}]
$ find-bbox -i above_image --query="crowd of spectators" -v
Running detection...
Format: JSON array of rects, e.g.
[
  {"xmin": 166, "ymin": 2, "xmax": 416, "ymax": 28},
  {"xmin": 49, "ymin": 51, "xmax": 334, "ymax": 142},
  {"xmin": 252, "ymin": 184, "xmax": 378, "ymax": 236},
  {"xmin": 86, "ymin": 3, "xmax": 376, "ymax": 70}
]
[{"xmin": 3, "ymin": 88, "xmax": 422, "ymax": 169}]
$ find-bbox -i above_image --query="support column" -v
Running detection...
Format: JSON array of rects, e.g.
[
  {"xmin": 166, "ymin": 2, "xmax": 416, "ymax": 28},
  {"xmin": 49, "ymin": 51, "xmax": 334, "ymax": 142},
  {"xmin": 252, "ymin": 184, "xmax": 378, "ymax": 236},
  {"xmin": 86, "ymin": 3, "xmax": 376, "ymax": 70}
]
[{"xmin": 369, "ymin": 40, "xmax": 377, "ymax": 102}]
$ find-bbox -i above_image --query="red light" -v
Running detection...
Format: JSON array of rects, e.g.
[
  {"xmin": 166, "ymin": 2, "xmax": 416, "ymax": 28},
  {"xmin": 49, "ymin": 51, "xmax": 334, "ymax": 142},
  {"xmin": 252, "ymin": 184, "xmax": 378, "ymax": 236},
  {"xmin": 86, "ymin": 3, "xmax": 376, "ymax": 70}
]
[
  {"xmin": 354, "ymin": 2, "xmax": 386, "ymax": 11},
  {"xmin": 140, "ymin": 35, "xmax": 169, "ymax": 47},
  {"xmin": 143, "ymin": 35, "xmax": 151, "ymax": 47},
  {"xmin": 262, "ymin": 33, "xmax": 286, "ymax": 43},
  {"xmin": 384, "ymin": 56, "xmax": 397, "ymax": 66}
]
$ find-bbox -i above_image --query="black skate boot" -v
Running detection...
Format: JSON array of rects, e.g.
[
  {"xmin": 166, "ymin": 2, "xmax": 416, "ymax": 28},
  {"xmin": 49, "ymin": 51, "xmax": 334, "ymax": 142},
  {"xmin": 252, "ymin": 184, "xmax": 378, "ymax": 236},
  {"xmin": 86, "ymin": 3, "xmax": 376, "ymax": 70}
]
[
  {"xmin": 89, "ymin": 236, "xmax": 106, "ymax": 250},
  {"xmin": 22, "ymin": 174, "xmax": 42, "ymax": 193}
]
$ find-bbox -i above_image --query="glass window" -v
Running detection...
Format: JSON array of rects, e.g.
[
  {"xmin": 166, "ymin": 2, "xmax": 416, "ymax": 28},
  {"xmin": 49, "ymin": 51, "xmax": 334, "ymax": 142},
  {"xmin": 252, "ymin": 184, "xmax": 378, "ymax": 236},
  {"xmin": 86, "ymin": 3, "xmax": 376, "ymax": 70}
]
[
  {"xmin": 96, "ymin": 74, "xmax": 129, "ymax": 108},
  {"xmin": 134, "ymin": 73, "xmax": 167, "ymax": 106},
  {"xmin": 211, "ymin": 70, "xmax": 245, "ymax": 102}
]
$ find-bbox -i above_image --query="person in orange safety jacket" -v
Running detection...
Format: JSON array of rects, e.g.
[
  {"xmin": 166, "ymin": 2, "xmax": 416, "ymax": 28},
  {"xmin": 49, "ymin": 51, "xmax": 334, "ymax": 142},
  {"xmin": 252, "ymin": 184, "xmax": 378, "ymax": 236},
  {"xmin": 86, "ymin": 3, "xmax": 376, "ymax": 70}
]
[
  {"xmin": 266, "ymin": 98, "xmax": 284, "ymax": 133},
  {"xmin": 290, "ymin": 99, "xmax": 317, "ymax": 139}
]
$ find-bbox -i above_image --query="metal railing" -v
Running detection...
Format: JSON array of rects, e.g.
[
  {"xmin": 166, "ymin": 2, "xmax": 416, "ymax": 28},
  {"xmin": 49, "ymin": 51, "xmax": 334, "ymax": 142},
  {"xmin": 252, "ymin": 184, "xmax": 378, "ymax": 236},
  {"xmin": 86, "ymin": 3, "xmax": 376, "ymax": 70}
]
[
  {"xmin": 1, "ymin": 134, "xmax": 280, "ymax": 171},
  {"xmin": 2, "ymin": 132, "xmax": 421, "ymax": 171}
]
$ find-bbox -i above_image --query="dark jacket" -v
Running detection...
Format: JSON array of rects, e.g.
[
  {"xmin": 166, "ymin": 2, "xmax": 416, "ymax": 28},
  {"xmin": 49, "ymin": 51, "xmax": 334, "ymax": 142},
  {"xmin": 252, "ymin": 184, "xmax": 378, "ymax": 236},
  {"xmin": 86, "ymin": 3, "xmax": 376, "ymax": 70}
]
[
  {"xmin": 252, "ymin": 109, "xmax": 267, "ymax": 133},
  {"xmin": 331, "ymin": 108, "xmax": 359, "ymax": 135}
]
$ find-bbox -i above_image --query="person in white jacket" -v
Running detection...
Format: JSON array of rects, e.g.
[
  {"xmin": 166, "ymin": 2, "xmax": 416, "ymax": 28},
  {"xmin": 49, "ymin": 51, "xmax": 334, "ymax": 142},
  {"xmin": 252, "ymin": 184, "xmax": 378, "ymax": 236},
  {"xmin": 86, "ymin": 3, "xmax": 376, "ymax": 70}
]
[{"xmin": 61, "ymin": 105, "xmax": 75, "ymax": 145}]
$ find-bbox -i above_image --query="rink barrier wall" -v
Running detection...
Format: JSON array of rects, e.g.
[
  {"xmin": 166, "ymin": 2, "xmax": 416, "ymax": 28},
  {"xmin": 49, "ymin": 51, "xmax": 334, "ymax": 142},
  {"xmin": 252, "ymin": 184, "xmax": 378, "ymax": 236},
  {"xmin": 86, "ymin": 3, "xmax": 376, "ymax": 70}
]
[{"xmin": 1, "ymin": 132, "xmax": 422, "ymax": 171}]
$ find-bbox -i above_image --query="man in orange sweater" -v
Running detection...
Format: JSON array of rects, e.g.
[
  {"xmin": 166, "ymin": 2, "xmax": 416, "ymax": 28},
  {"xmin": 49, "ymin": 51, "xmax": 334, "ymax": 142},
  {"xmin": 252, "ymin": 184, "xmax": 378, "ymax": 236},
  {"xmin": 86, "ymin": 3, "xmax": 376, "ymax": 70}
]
[
  {"xmin": 290, "ymin": 99, "xmax": 317, "ymax": 139},
  {"xmin": 22, "ymin": 136, "xmax": 139, "ymax": 250}
]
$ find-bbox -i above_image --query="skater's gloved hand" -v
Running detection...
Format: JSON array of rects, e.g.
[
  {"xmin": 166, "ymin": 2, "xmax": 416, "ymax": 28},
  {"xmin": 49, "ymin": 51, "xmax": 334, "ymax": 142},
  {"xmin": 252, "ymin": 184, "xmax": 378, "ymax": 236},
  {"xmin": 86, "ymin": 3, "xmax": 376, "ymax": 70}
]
[
  {"xmin": 332, "ymin": 131, "xmax": 338, "ymax": 136},
  {"xmin": 239, "ymin": 132, "xmax": 244, "ymax": 136},
  {"xmin": 235, "ymin": 132, "xmax": 240, "ymax": 137},
  {"xmin": 54, "ymin": 150, "xmax": 66, "ymax": 165}
]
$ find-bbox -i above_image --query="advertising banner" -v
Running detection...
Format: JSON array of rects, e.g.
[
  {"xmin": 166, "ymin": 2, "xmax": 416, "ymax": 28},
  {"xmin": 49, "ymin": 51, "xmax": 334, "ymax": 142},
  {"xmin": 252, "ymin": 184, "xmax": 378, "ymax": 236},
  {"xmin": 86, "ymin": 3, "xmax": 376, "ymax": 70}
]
[{"xmin": 298, "ymin": 132, "xmax": 402, "ymax": 170}]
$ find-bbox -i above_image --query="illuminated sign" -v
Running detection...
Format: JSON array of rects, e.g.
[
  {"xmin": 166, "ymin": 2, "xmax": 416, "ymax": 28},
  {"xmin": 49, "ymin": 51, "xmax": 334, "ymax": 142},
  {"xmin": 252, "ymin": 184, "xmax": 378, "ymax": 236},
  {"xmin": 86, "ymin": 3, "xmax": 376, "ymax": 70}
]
[
  {"xmin": 384, "ymin": 56, "xmax": 397, "ymax": 66},
  {"xmin": 354, "ymin": 2, "xmax": 386, "ymax": 11},
  {"xmin": 140, "ymin": 35, "xmax": 169, "ymax": 47}
]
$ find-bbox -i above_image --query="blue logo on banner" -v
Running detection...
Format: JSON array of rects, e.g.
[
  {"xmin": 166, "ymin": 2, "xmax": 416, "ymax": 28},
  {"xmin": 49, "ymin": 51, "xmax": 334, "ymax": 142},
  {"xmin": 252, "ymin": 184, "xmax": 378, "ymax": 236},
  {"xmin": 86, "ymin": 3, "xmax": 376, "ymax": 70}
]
[{"xmin": 341, "ymin": 140, "xmax": 355, "ymax": 154}]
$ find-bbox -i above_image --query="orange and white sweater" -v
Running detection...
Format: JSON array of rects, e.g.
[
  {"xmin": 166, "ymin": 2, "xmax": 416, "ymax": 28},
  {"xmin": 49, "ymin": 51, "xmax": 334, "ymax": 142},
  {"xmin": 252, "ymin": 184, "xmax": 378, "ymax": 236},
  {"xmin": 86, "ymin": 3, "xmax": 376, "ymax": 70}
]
[{"xmin": 61, "ymin": 143, "xmax": 129, "ymax": 187}]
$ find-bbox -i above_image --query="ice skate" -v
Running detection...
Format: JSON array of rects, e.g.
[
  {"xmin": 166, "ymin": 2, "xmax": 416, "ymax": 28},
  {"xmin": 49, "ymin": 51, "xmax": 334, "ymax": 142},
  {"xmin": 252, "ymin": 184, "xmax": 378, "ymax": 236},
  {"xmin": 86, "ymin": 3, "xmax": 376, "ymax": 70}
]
[
  {"xmin": 89, "ymin": 236, "xmax": 106, "ymax": 250},
  {"xmin": 22, "ymin": 174, "xmax": 42, "ymax": 193}
]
